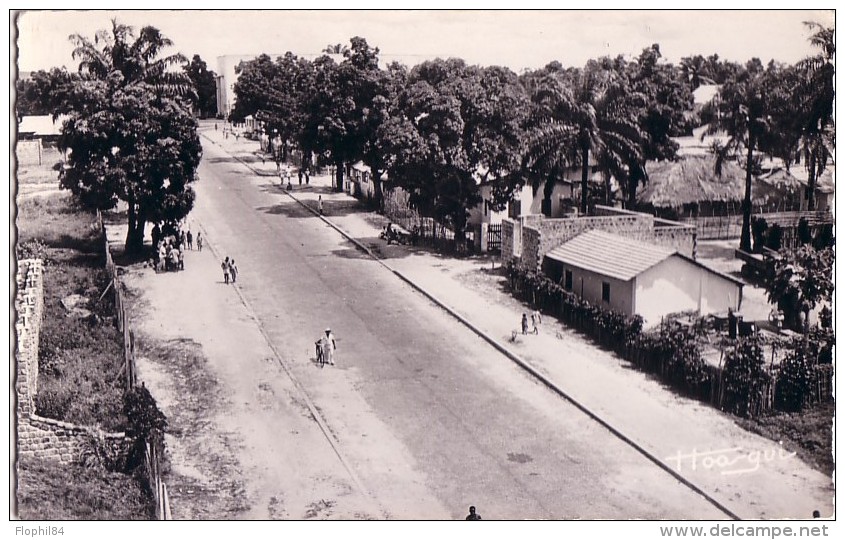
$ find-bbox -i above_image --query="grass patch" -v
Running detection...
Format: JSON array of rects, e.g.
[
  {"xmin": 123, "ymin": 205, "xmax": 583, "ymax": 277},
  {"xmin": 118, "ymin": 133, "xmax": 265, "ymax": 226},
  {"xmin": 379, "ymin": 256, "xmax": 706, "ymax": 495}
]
[
  {"xmin": 736, "ymin": 402, "xmax": 834, "ymax": 477},
  {"xmin": 16, "ymin": 454, "xmax": 151, "ymax": 520},
  {"xmin": 17, "ymin": 146, "xmax": 64, "ymax": 185},
  {"xmin": 17, "ymin": 191, "xmax": 128, "ymax": 431},
  {"xmin": 17, "ymin": 194, "xmax": 101, "ymax": 252}
]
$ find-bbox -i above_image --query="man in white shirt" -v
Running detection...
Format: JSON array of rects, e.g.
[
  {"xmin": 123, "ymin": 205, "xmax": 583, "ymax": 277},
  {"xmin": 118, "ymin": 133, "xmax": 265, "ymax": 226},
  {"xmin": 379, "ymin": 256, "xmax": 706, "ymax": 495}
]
[{"xmin": 320, "ymin": 328, "xmax": 337, "ymax": 366}]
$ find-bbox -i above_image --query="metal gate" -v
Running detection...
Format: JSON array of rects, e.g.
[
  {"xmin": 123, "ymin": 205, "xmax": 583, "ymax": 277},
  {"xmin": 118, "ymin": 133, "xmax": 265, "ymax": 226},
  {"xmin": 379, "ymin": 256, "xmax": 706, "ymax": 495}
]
[{"xmin": 487, "ymin": 223, "xmax": 502, "ymax": 253}]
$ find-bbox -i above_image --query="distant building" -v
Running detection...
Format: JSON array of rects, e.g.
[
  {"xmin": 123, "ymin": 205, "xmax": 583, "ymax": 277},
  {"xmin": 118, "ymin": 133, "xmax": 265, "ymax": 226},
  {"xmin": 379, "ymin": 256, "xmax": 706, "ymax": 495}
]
[
  {"xmin": 543, "ymin": 230, "xmax": 743, "ymax": 326},
  {"xmin": 17, "ymin": 114, "xmax": 69, "ymax": 166},
  {"xmin": 17, "ymin": 114, "xmax": 67, "ymax": 142}
]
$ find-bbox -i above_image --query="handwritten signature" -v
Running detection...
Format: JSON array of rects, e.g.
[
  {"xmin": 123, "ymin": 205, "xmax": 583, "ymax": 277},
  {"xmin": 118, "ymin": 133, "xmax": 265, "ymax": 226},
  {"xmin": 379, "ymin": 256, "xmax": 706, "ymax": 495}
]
[{"xmin": 666, "ymin": 445, "xmax": 796, "ymax": 475}]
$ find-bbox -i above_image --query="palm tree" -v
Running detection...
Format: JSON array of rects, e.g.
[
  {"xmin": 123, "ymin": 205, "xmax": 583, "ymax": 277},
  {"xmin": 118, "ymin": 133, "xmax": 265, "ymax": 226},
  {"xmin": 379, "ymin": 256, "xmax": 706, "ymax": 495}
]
[
  {"xmin": 526, "ymin": 64, "xmax": 646, "ymax": 214},
  {"xmin": 795, "ymin": 22, "xmax": 835, "ymax": 211},
  {"xmin": 706, "ymin": 61, "xmax": 773, "ymax": 252},
  {"xmin": 70, "ymin": 19, "xmax": 193, "ymax": 99},
  {"xmin": 322, "ymin": 43, "xmax": 350, "ymax": 55},
  {"xmin": 680, "ymin": 55, "xmax": 717, "ymax": 90}
]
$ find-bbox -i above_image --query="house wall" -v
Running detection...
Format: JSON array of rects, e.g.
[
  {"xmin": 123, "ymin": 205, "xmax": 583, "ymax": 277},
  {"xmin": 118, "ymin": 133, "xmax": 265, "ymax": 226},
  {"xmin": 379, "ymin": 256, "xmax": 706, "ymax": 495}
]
[
  {"xmin": 635, "ymin": 256, "xmax": 741, "ymax": 327},
  {"xmin": 529, "ymin": 168, "xmax": 606, "ymax": 217},
  {"xmin": 544, "ymin": 258, "xmax": 634, "ymax": 315},
  {"xmin": 529, "ymin": 181, "xmax": 578, "ymax": 217}
]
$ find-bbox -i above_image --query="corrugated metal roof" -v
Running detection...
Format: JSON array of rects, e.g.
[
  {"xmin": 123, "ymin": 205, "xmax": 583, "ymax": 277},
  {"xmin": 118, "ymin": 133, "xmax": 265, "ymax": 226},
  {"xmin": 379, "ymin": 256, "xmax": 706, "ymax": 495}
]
[{"xmin": 545, "ymin": 230, "xmax": 675, "ymax": 281}]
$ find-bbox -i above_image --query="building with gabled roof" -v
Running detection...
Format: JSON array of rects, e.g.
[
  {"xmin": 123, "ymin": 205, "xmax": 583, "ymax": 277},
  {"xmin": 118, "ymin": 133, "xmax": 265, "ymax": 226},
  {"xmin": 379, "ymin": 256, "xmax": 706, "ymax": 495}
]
[{"xmin": 543, "ymin": 230, "xmax": 743, "ymax": 326}]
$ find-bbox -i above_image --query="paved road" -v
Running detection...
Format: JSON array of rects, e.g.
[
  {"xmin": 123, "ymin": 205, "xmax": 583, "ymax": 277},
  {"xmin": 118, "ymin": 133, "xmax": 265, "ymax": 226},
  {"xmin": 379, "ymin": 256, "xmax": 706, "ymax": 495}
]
[{"xmin": 190, "ymin": 137, "xmax": 728, "ymax": 519}]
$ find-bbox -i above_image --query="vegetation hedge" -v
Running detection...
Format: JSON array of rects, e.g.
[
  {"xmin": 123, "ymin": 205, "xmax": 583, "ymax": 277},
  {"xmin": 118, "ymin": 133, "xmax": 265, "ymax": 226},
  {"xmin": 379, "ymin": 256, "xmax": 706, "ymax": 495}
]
[{"xmin": 505, "ymin": 262, "xmax": 832, "ymax": 418}]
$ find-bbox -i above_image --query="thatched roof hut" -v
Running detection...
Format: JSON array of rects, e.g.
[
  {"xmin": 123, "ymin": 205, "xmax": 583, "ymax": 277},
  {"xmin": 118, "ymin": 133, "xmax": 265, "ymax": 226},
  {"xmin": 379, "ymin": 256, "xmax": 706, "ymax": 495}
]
[
  {"xmin": 637, "ymin": 156, "xmax": 806, "ymax": 216},
  {"xmin": 637, "ymin": 155, "xmax": 747, "ymax": 208}
]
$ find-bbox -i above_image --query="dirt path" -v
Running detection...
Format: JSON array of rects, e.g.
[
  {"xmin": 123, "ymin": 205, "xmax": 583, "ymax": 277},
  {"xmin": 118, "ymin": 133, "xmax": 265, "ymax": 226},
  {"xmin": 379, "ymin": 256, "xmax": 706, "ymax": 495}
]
[{"xmin": 116, "ymin": 234, "xmax": 385, "ymax": 519}]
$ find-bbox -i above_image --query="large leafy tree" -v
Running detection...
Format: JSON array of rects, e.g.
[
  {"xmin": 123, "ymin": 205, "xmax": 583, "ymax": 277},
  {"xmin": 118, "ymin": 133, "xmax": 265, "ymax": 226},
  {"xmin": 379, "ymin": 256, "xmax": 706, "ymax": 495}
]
[
  {"xmin": 628, "ymin": 44, "xmax": 693, "ymax": 163},
  {"xmin": 183, "ymin": 54, "xmax": 218, "ymax": 118},
  {"xmin": 526, "ymin": 60, "xmax": 647, "ymax": 213},
  {"xmin": 15, "ymin": 68, "xmax": 79, "ymax": 118},
  {"xmin": 231, "ymin": 52, "xmax": 315, "ymax": 161},
  {"xmin": 387, "ymin": 59, "xmax": 528, "ymax": 249},
  {"xmin": 301, "ymin": 37, "xmax": 382, "ymax": 192},
  {"xmin": 767, "ymin": 245, "xmax": 834, "ymax": 330},
  {"xmin": 795, "ymin": 22, "xmax": 835, "ymax": 211},
  {"xmin": 706, "ymin": 59, "xmax": 776, "ymax": 252},
  {"xmin": 360, "ymin": 61, "xmax": 408, "ymax": 209},
  {"xmin": 59, "ymin": 21, "xmax": 201, "ymax": 252}
]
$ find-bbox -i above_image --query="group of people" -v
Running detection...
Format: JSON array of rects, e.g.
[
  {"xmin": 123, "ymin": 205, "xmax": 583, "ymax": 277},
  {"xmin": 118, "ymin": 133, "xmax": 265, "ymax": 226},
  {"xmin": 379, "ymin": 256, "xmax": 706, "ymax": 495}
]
[
  {"xmin": 279, "ymin": 166, "xmax": 313, "ymax": 190},
  {"xmin": 152, "ymin": 223, "xmax": 201, "ymax": 273},
  {"xmin": 221, "ymin": 256, "xmax": 239, "ymax": 284},
  {"xmin": 521, "ymin": 311, "xmax": 542, "ymax": 335},
  {"xmin": 380, "ymin": 222, "xmax": 420, "ymax": 246}
]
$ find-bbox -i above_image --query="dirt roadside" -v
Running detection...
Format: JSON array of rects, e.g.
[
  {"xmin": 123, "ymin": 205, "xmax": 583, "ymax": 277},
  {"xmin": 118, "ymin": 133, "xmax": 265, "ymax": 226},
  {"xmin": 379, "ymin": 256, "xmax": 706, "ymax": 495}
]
[{"xmin": 110, "ymin": 223, "xmax": 386, "ymax": 519}]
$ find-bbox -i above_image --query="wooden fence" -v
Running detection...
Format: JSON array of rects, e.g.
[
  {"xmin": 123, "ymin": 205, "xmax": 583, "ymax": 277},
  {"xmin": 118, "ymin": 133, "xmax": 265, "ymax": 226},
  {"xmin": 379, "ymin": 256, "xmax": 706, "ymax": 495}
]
[
  {"xmin": 382, "ymin": 188, "xmax": 476, "ymax": 251},
  {"xmin": 96, "ymin": 210, "xmax": 170, "ymax": 520},
  {"xmin": 98, "ymin": 211, "xmax": 137, "ymax": 390},
  {"xmin": 145, "ymin": 438, "xmax": 172, "ymax": 520},
  {"xmin": 682, "ymin": 210, "xmax": 833, "ymax": 240},
  {"xmin": 625, "ymin": 342, "xmax": 833, "ymax": 417}
]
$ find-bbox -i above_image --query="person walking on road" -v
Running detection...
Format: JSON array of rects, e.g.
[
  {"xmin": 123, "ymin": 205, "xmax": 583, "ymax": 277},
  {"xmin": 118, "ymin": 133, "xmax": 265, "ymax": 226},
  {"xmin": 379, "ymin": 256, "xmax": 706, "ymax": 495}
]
[
  {"xmin": 319, "ymin": 328, "xmax": 337, "ymax": 366},
  {"xmin": 521, "ymin": 313, "xmax": 529, "ymax": 335},
  {"xmin": 466, "ymin": 506, "xmax": 482, "ymax": 520},
  {"xmin": 197, "ymin": 232, "xmax": 203, "ymax": 251},
  {"xmin": 531, "ymin": 310, "xmax": 541, "ymax": 334},
  {"xmin": 222, "ymin": 257, "xmax": 230, "ymax": 284},
  {"xmin": 318, "ymin": 195, "xmax": 323, "ymax": 215},
  {"xmin": 186, "ymin": 230, "xmax": 193, "ymax": 250},
  {"xmin": 229, "ymin": 259, "xmax": 238, "ymax": 283}
]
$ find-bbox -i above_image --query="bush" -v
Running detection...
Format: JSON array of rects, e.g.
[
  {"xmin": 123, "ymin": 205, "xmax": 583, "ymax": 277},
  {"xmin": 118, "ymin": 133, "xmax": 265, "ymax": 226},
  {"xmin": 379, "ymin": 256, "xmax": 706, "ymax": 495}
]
[
  {"xmin": 124, "ymin": 384, "xmax": 167, "ymax": 442},
  {"xmin": 765, "ymin": 224, "xmax": 783, "ymax": 251},
  {"xmin": 751, "ymin": 217, "xmax": 769, "ymax": 252},
  {"xmin": 813, "ymin": 223, "xmax": 834, "ymax": 250},
  {"xmin": 722, "ymin": 337, "xmax": 771, "ymax": 418},
  {"xmin": 797, "ymin": 217, "xmax": 813, "ymax": 245},
  {"xmin": 506, "ymin": 262, "xmax": 641, "ymax": 351},
  {"xmin": 775, "ymin": 348, "xmax": 813, "ymax": 412}
]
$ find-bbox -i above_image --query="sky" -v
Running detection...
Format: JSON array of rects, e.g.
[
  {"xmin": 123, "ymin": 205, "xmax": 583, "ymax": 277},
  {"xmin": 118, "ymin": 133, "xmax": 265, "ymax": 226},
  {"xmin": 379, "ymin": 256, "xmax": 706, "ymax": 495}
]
[{"xmin": 13, "ymin": 9, "xmax": 834, "ymax": 75}]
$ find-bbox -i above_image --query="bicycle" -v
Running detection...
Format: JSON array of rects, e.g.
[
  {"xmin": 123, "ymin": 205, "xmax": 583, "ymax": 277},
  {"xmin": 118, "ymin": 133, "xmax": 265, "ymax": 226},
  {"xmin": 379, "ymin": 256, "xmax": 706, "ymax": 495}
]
[{"xmin": 315, "ymin": 340, "xmax": 325, "ymax": 367}]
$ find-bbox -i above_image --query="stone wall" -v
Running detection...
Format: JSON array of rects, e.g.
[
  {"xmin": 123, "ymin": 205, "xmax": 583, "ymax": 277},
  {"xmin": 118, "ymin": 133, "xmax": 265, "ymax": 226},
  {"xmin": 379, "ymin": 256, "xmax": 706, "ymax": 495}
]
[
  {"xmin": 501, "ymin": 219, "xmax": 515, "ymax": 264},
  {"xmin": 513, "ymin": 206, "xmax": 697, "ymax": 270},
  {"xmin": 522, "ymin": 225, "xmax": 543, "ymax": 271},
  {"xmin": 18, "ymin": 414, "xmax": 127, "ymax": 464},
  {"xmin": 15, "ymin": 259, "xmax": 44, "ymax": 419},
  {"xmin": 15, "ymin": 258, "xmax": 126, "ymax": 463},
  {"xmin": 653, "ymin": 218, "xmax": 698, "ymax": 259}
]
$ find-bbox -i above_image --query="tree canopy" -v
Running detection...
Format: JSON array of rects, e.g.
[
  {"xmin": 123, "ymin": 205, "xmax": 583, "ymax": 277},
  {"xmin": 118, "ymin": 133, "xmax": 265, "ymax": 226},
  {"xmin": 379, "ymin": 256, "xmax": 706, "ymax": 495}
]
[
  {"xmin": 58, "ymin": 20, "xmax": 201, "ymax": 252},
  {"xmin": 184, "ymin": 54, "xmax": 218, "ymax": 118}
]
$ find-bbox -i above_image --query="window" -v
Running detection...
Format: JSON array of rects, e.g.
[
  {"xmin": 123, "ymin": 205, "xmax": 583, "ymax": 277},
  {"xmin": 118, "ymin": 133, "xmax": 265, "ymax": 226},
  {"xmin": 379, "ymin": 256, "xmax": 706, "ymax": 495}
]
[
  {"xmin": 602, "ymin": 282, "xmax": 611, "ymax": 303},
  {"xmin": 564, "ymin": 269, "xmax": 573, "ymax": 291}
]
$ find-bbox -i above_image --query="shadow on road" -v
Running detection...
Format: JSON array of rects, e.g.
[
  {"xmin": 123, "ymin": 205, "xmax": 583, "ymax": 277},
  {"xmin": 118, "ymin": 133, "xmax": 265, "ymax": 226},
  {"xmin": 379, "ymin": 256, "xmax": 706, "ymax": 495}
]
[
  {"xmin": 204, "ymin": 156, "xmax": 240, "ymax": 165},
  {"xmin": 257, "ymin": 202, "xmax": 314, "ymax": 219}
]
